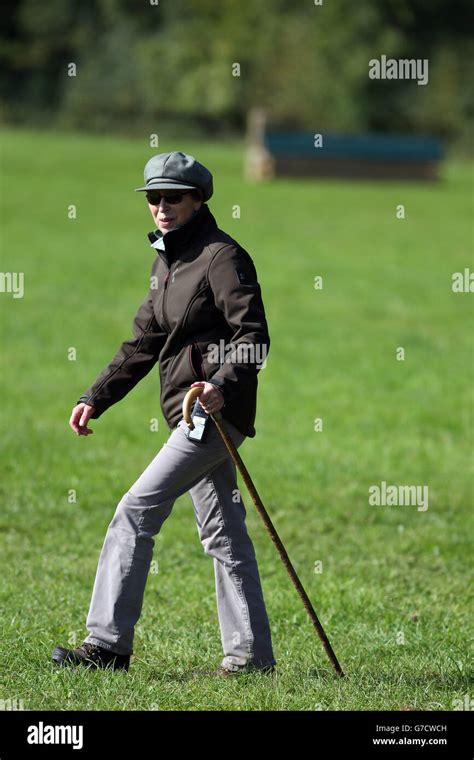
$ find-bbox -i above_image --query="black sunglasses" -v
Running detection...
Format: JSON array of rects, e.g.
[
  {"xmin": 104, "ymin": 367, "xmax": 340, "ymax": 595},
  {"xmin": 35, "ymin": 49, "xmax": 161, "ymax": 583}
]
[{"xmin": 146, "ymin": 191, "xmax": 193, "ymax": 206}]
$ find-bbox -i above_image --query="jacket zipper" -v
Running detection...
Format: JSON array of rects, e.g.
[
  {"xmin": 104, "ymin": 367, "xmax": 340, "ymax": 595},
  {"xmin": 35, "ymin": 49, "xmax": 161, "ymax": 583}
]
[
  {"xmin": 157, "ymin": 251, "xmax": 208, "ymax": 348},
  {"xmin": 158, "ymin": 250, "xmax": 172, "ymax": 333}
]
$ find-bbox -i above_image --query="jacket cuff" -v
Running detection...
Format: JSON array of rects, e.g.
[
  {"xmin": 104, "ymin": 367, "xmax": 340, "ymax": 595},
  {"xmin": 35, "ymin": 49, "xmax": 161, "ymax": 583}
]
[
  {"xmin": 77, "ymin": 395, "xmax": 106, "ymax": 419},
  {"xmin": 207, "ymin": 377, "xmax": 228, "ymax": 406}
]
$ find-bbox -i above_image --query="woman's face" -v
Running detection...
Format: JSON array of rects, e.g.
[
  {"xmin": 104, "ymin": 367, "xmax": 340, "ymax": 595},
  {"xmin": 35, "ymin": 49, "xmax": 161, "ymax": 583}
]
[{"xmin": 147, "ymin": 190, "xmax": 202, "ymax": 234}]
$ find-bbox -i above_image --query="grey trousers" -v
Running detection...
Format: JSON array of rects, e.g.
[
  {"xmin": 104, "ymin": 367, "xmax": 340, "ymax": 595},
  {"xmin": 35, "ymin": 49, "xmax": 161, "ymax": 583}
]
[{"xmin": 83, "ymin": 416, "xmax": 276, "ymax": 670}]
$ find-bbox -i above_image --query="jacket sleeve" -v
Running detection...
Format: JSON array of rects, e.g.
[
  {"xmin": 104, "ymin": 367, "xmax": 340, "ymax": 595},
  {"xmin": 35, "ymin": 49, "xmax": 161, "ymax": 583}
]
[
  {"xmin": 206, "ymin": 244, "xmax": 270, "ymax": 403},
  {"xmin": 77, "ymin": 292, "xmax": 167, "ymax": 419}
]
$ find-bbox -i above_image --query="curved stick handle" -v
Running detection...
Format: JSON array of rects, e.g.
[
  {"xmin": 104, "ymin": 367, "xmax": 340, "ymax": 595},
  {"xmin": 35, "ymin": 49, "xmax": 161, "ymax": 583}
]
[
  {"xmin": 182, "ymin": 386, "xmax": 202, "ymax": 429},
  {"xmin": 182, "ymin": 385, "xmax": 223, "ymax": 429}
]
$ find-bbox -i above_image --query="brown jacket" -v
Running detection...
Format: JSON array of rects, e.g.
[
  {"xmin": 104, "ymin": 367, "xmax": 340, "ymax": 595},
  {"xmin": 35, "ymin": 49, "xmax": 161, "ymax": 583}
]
[{"xmin": 78, "ymin": 203, "xmax": 270, "ymax": 437}]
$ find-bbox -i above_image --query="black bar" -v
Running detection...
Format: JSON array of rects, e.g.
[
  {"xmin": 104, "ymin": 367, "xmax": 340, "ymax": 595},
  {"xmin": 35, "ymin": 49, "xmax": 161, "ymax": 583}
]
[{"xmin": 0, "ymin": 709, "xmax": 470, "ymax": 757}]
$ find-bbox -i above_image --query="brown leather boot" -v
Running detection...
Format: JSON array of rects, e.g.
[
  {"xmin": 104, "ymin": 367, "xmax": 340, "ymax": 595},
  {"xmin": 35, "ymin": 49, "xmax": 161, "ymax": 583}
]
[{"xmin": 51, "ymin": 641, "xmax": 130, "ymax": 671}]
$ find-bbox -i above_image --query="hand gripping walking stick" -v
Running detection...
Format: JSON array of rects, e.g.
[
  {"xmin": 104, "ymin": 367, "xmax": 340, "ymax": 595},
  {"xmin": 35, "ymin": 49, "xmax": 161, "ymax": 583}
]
[{"xmin": 182, "ymin": 386, "xmax": 345, "ymax": 678}]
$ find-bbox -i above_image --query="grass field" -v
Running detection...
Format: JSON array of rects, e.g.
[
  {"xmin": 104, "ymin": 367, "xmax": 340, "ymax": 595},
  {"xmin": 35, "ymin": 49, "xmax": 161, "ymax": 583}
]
[{"xmin": 0, "ymin": 127, "xmax": 472, "ymax": 711}]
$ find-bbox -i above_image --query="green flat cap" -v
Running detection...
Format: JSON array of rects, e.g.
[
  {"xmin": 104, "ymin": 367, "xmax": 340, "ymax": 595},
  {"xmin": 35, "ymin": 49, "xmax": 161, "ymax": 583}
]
[{"xmin": 135, "ymin": 151, "xmax": 213, "ymax": 201}]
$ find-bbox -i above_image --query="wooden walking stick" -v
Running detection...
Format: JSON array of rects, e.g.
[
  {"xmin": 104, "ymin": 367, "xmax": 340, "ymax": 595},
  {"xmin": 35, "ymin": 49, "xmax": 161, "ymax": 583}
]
[{"xmin": 182, "ymin": 386, "xmax": 345, "ymax": 678}]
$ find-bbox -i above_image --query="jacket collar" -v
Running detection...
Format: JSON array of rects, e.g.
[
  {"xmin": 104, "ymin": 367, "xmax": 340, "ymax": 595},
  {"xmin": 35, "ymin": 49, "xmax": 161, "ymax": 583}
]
[{"xmin": 147, "ymin": 204, "xmax": 217, "ymax": 260}]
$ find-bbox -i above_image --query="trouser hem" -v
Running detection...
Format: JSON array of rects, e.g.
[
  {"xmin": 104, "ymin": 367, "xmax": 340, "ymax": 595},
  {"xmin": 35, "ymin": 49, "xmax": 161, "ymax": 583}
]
[{"xmin": 83, "ymin": 636, "xmax": 132, "ymax": 657}]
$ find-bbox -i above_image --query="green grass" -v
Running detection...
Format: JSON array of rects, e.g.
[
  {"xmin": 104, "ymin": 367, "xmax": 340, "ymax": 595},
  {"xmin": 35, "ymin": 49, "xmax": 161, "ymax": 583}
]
[{"xmin": 0, "ymin": 127, "xmax": 472, "ymax": 710}]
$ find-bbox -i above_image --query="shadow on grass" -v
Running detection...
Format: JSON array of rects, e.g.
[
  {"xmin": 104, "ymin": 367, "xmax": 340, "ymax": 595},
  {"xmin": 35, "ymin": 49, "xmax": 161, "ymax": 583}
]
[
  {"xmin": 58, "ymin": 657, "xmax": 471, "ymax": 692},
  {"xmin": 139, "ymin": 663, "xmax": 337, "ymax": 683}
]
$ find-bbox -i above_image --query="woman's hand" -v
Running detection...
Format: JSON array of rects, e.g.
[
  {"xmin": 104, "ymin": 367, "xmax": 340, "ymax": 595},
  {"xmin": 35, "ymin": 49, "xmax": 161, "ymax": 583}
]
[
  {"xmin": 190, "ymin": 381, "xmax": 225, "ymax": 415},
  {"xmin": 69, "ymin": 403, "xmax": 95, "ymax": 436}
]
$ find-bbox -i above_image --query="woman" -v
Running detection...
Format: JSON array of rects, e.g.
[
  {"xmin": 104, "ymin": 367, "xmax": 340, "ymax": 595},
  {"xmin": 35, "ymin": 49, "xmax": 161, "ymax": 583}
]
[{"xmin": 52, "ymin": 151, "xmax": 276, "ymax": 676}]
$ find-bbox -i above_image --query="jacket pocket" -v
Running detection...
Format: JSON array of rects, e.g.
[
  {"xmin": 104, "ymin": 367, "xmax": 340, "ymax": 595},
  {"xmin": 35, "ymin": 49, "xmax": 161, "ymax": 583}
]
[
  {"xmin": 166, "ymin": 342, "xmax": 202, "ymax": 389},
  {"xmin": 190, "ymin": 342, "xmax": 205, "ymax": 380}
]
